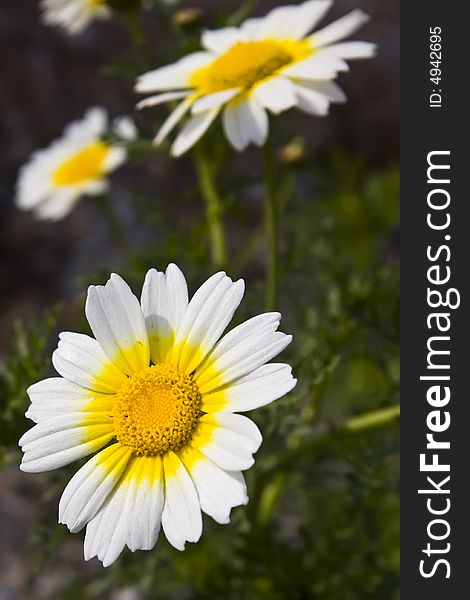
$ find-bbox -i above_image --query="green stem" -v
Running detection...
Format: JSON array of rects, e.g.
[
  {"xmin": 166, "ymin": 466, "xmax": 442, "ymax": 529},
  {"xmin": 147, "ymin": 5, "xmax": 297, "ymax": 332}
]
[
  {"xmin": 95, "ymin": 195, "xmax": 132, "ymax": 257},
  {"xmin": 124, "ymin": 11, "xmax": 152, "ymax": 68},
  {"xmin": 263, "ymin": 139, "xmax": 278, "ymax": 310},
  {"xmin": 233, "ymin": 171, "xmax": 296, "ymax": 275},
  {"xmin": 249, "ymin": 404, "xmax": 400, "ymax": 526},
  {"xmin": 227, "ymin": 0, "xmax": 258, "ymax": 26},
  {"xmin": 343, "ymin": 404, "xmax": 401, "ymax": 433},
  {"xmin": 194, "ymin": 146, "xmax": 227, "ymax": 267},
  {"xmin": 277, "ymin": 404, "xmax": 401, "ymax": 471}
]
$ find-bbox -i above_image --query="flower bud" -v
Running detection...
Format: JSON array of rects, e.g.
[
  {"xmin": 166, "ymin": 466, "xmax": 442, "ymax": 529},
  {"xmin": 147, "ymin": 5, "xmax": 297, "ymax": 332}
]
[
  {"xmin": 173, "ymin": 7, "xmax": 203, "ymax": 30},
  {"xmin": 278, "ymin": 138, "xmax": 307, "ymax": 166}
]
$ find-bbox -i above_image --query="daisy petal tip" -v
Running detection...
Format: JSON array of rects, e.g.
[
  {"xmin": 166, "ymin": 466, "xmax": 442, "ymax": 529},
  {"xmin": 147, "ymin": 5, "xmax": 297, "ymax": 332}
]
[
  {"xmin": 19, "ymin": 459, "xmax": 36, "ymax": 473},
  {"xmin": 109, "ymin": 272, "xmax": 124, "ymax": 285},
  {"xmin": 170, "ymin": 143, "xmax": 184, "ymax": 158},
  {"xmin": 152, "ymin": 134, "xmax": 163, "ymax": 147},
  {"xmin": 218, "ymin": 515, "xmax": 231, "ymax": 525},
  {"xmin": 234, "ymin": 278, "xmax": 246, "ymax": 294},
  {"xmin": 167, "ymin": 262, "xmax": 181, "ymax": 274},
  {"xmin": 355, "ymin": 9, "xmax": 371, "ymax": 24},
  {"xmin": 135, "ymin": 99, "xmax": 148, "ymax": 111},
  {"xmin": 289, "ymin": 377, "xmax": 298, "ymax": 392},
  {"xmin": 243, "ymin": 457, "xmax": 256, "ymax": 471}
]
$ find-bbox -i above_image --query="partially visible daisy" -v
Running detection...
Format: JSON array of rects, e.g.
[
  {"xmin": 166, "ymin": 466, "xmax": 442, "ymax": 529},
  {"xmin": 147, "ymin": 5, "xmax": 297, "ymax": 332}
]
[
  {"xmin": 19, "ymin": 265, "xmax": 296, "ymax": 566},
  {"xmin": 136, "ymin": 0, "xmax": 376, "ymax": 156},
  {"xmin": 40, "ymin": 0, "xmax": 112, "ymax": 34},
  {"xmin": 16, "ymin": 108, "xmax": 135, "ymax": 221}
]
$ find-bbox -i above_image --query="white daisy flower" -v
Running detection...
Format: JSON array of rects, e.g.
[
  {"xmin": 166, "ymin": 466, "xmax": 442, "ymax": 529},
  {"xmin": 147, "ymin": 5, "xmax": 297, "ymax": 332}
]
[
  {"xmin": 19, "ymin": 265, "xmax": 296, "ymax": 567},
  {"xmin": 15, "ymin": 108, "xmax": 133, "ymax": 221},
  {"xmin": 40, "ymin": 0, "xmax": 112, "ymax": 34},
  {"xmin": 135, "ymin": 0, "xmax": 376, "ymax": 157}
]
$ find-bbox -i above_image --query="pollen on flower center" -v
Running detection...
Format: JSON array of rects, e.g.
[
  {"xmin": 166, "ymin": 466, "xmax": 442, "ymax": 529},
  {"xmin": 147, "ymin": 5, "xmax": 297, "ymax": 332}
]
[
  {"xmin": 112, "ymin": 364, "xmax": 202, "ymax": 456},
  {"xmin": 192, "ymin": 40, "xmax": 305, "ymax": 94},
  {"xmin": 87, "ymin": 0, "xmax": 106, "ymax": 8},
  {"xmin": 52, "ymin": 141, "xmax": 109, "ymax": 186}
]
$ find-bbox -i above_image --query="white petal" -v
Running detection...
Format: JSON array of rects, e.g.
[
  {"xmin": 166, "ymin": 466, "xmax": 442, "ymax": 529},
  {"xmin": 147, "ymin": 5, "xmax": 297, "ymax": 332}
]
[
  {"xmin": 192, "ymin": 413, "xmax": 262, "ymax": 471},
  {"xmin": 253, "ymin": 76, "xmax": 298, "ymax": 114},
  {"xmin": 65, "ymin": 106, "xmax": 107, "ymax": 141},
  {"xmin": 179, "ymin": 446, "xmax": 248, "ymax": 524},
  {"xmin": 85, "ymin": 274, "xmax": 150, "ymax": 376},
  {"xmin": 257, "ymin": 0, "xmax": 332, "ymax": 40},
  {"xmin": 222, "ymin": 97, "xmax": 268, "ymax": 152},
  {"xmin": 112, "ymin": 116, "xmax": 138, "ymax": 141},
  {"xmin": 136, "ymin": 91, "xmax": 190, "ymax": 110},
  {"xmin": 19, "ymin": 414, "xmax": 114, "ymax": 473},
  {"xmin": 15, "ymin": 162, "xmax": 52, "ymax": 210},
  {"xmin": 173, "ymin": 272, "xmax": 245, "ymax": 374},
  {"xmin": 84, "ymin": 456, "xmax": 164, "ymax": 566},
  {"xmin": 84, "ymin": 479, "xmax": 129, "ymax": 567},
  {"xmin": 191, "ymin": 89, "xmax": 240, "ymax": 114},
  {"xmin": 101, "ymin": 146, "xmax": 127, "ymax": 172},
  {"xmin": 201, "ymin": 27, "xmax": 245, "ymax": 53},
  {"xmin": 25, "ymin": 377, "xmax": 113, "ymax": 423},
  {"xmin": 135, "ymin": 52, "xmax": 213, "ymax": 93},
  {"xmin": 161, "ymin": 452, "xmax": 202, "ymax": 551},
  {"xmin": 202, "ymin": 363, "xmax": 297, "ymax": 413},
  {"xmin": 295, "ymin": 84, "xmax": 331, "ymax": 115},
  {"xmin": 154, "ymin": 97, "xmax": 193, "ymax": 146},
  {"xmin": 315, "ymin": 41, "xmax": 376, "ymax": 60},
  {"xmin": 297, "ymin": 80, "xmax": 346, "ymax": 103},
  {"xmin": 171, "ymin": 108, "xmax": 220, "ymax": 157},
  {"xmin": 282, "ymin": 54, "xmax": 349, "ymax": 80},
  {"xmin": 34, "ymin": 189, "xmax": 80, "ymax": 221},
  {"xmin": 140, "ymin": 264, "xmax": 189, "ymax": 364},
  {"xmin": 126, "ymin": 457, "xmax": 164, "ymax": 553},
  {"xmin": 309, "ymin": 9, "xmax": 370, "ymax": 48},
  {"xmin": 59, "ymin": 444, "xmax": 132, "ymax": 533},
  {"xmin": 240, "ymin": 17, "xmax": 263, "ymax": 38},
  {"xmin": 52, "ymin": 332, "xmax": 127, "ymax": 393},
  {"xmin": 195, "ymin": 312, "xmax": 292, "ymax": 393}
]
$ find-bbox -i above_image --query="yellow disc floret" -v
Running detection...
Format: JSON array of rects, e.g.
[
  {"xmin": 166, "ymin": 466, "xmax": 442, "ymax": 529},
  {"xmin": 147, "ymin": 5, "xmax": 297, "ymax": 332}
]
[
  {"xmin": 52, "ymin": 141, "xmax": 109, "ymax": 187},
  {"xmin": 113, "ymin": 364, "xmax": 202, "ymax": 456},
  {"xmin": 191, "ymin": 39, "xmax": 312, "ymax": 94},
  {"xmin": 87, "ymin": 0, "xmax": 106, "ymax": 9}
]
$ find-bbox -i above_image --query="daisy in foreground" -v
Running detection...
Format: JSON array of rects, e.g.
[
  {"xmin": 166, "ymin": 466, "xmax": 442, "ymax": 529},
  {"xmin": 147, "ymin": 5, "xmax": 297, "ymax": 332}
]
[
  {"xmin": 19, "ymin": 265, "xmax": 296, "ymax": 566},
  {"xmin": 136, "ymin": 0, "xmax": 376, "ymax": 156},
  {"xmin": 40, "ymin": 0, "xmax": 112, "ymax": 34},
  {"xmin": 15, "ymin": 107, "xmax": 136, "ymax": 221}
]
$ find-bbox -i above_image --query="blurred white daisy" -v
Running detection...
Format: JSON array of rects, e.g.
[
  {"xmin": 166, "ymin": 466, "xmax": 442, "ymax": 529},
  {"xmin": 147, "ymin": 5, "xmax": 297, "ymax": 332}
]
[
  {"xmin": 19, "ymin": 265, "xmax": 296, "ymax": 566},
  {"xmin": 40, "ymin": 0, "xmax": 112, "ymax": 34},
  {"xmin": 136, "ymin": 0, "xmax": 376, "ymax": 156},
  {"xmin": 15, "ymin": 108, "xmax": 135, "ymax": 221}
]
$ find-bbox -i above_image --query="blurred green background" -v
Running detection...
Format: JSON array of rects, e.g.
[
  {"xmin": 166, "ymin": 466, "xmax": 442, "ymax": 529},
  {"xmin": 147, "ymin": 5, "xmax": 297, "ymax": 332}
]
[{"xmin": 0, "ymin": 1, "xmax": 399, "ymax": 598}]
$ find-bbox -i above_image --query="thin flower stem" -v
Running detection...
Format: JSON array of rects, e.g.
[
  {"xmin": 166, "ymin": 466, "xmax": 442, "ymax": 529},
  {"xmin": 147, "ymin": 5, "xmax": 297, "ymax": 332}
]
[
  {"xmin": 248, "ymin": 404, "xmax": 400, "ymax": 527},
  {"xmin": 277, "ymin": 404, "xmax": 401, "ymax": 470},
  {"xmin": 233, "ymin": 171, "xmax": 296, "ymax": 275},
  {"xmin": 194, "ymin": 146, "xmax": 227, "ymax": 267},
  {"xmin": 124, "ymin": 11, "xmax": 152, "ymax": 68},
  {"xmin": 263, "ymin": 138, "xmax": 279, "ymax": 310},
  {"xmin": 95, "ymin": 195, "xmax": 132, "ymax": 257},
  {"xmin": 227, "ymin": 0, "xmax": 258, "ymax": 26}
]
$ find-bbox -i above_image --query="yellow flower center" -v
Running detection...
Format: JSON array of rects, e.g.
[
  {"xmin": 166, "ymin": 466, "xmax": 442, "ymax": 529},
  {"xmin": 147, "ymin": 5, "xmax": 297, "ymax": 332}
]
[
  {"xmin": 87, "ymin": 0, "xmax": 106, "ymax": 8},
  {"xmin": 52, "ymin": 141, "xmax": 109, "ymax": 187},
  {"xmin": 191, "ymin": 39, "xmax": 312, "ymax": 94},
  {"xmin": 112, "ymin": 364, "xmax": 202, "ymax": 457}
]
